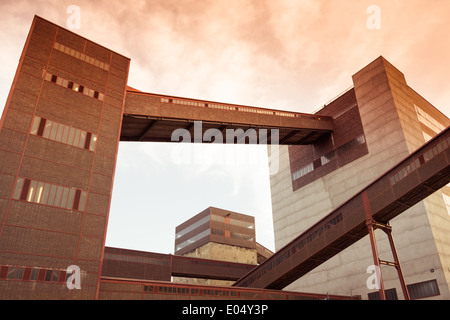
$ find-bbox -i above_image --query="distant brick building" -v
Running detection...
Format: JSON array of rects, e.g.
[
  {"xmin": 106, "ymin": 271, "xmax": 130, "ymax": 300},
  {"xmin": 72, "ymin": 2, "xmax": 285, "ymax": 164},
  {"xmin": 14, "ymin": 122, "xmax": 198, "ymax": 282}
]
[{"xmin": 173, "ymin": 207, "xmax": 274, "ymax": 286}]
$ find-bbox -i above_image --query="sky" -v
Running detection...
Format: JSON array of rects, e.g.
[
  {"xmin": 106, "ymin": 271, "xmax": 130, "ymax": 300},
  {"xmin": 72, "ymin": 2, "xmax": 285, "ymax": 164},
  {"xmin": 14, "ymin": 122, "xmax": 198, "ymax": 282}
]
[{"xmin": 0, "ymin": 0, "xmax": 449, "ymax": 254}]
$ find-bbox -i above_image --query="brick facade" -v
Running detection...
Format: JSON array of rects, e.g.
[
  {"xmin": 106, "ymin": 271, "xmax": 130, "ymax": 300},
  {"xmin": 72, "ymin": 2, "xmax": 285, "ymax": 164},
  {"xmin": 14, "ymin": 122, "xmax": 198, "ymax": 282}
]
[{"xmin": 0, "ymin": 16, "xmax": 129, "ymax": 299}]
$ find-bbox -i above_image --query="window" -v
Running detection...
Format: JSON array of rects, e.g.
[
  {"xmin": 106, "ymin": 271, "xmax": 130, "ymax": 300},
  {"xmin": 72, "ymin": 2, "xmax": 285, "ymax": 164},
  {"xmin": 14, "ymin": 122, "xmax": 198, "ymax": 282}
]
[
  {"xmin": 407, "ymin": 279, "xmax": 440, "ymax": 299},
  {"xmin": 0, "ymin": 265, "xmax": 66, "ymax": 283},
  {"xmin": 143, "ymin": 286, "xmax": 153, "ymax": 292},
  {"xmin": 390, "ymin": 136, "xmax": 450, "ymax": 185},
  {"xmin": 12, "ymin": 177, "xmax": 87, "ymax": 212},
  {"xmin": 45, "ymin": 270, "xmax": 60, "ymax": 282},
  {"xmin": 30, "ymin": 116, "xmax": 97, "ymax": 152},
  {"xmin": 292, "ymin": 163, "xmax": 314, "ymax": 180},
  {"xmin": 368, "ymin": 288, "xmax": 398, "ymax": 300},
  {"xmin": 175, "ymin": 215, "xmax": 210, "ymax": 239},
  {"xmin": 415, "ymin": 105, "xmax": 446, "ymax": 135},
  {"xmin": 30, "ymin": 268, "xmax": 39, "ymax": 281},
  {"xmin": 292, "ymin": 134, "xmax": 367, "ymax": 182},
  {"xmin": 321, "ymin": 151, "xmax": 336, "ymax": 166},
  {"xmin": 159, "ymin": 97, "xmax": 301, "ymax": 118},
  {"xmin": 43, "ymin": 71, "xmax": 104, "ymax": 101},
  {"xmin": 53, "ymin": 42, "xmax": 109, "ymax": 71},
  {"xmin": 337, "ymin": 135, "xmax": 366, "ymax": 156},
  {"xmin": 175, "ymin": 228, "xmax": 210, "ymax": 252}
]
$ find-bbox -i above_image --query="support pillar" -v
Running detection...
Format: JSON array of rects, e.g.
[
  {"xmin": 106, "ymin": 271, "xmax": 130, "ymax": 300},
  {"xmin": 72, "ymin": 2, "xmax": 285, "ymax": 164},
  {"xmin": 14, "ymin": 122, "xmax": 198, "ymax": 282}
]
[{"xmin": 362, "ymin": 191, "xmax": 410, "ymax": 300}]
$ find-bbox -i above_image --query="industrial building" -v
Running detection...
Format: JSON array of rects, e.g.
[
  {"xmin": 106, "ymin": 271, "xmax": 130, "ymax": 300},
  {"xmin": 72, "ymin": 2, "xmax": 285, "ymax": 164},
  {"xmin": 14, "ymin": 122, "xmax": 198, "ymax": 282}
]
[
  {"xmin": 265, "ymin": 56, "xmax": 450, "ymax": 300},
  {"xmin": 0, "ymin": 16, "xmax": 448, "ymax": 300}
]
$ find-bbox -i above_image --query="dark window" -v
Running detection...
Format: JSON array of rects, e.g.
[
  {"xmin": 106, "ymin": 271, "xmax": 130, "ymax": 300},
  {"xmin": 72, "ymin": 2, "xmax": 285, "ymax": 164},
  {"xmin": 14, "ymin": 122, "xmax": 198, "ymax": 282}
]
[
  {"xmin": 73, "ymin": 189, "xmax": 81, "ymax": 211},
  {"xmin": 368, "ymin": 288, "xmax": 398, "ymax": 300},
  {"xmin": 51, "ymin": 75, "xmax": 57, "ymax": 83},
  {"xmin": 51, "ymin": 270, "xmax": 60, "ymax": 282},
  {"xmin": 37, "ymin": 118, "xmax": 47, "ymax": 136},
  {"xmin": 45, "ymin": 269, "xmax": 52, "ymax": 281},
  {"xmin": 68, "ymin": 81, "xmax": 74, "ymax": 89},
  {"xmin": 418, "ymin": 155, "xmax": 425, "ymax": 165},
  {"xmin": 84, "ymin": 132, "xmax": 92, "ymax": 150},
  {"xmin": 94, "ymin": 91, "xmax": 99, "ymax": 99},
  {"xmin": 15, "ymin": 267, "xmax": 24, "ymax": 280},
  {"xmin": 407, "ymin": 279, "xmax": 440, "ymax": 300},
  {"xmin": 78, "ymin": 85, "xmax": 84, "ymax": 93},
  {"xmin": 6, "ymin": 267, "xmax": 16, "ymax": 279},
  {"xmin": 144, "ymin": 286, "xmax": 154, "ymax": 292},
  {"xmin": 30, "ymin": 268, "xmax": 39, "ymax": 281},
  {"xmin": 20, "ymin": 179, "xmax": 31, "ymax": 201}
]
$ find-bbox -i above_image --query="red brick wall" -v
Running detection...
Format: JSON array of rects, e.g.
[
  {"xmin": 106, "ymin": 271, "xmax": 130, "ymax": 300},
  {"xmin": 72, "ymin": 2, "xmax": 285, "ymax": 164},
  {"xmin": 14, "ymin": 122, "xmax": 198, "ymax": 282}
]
[
  {"xmin": 0, "ymin": 16, "xmax": 129, "ymax": 299},
  {"xmin": 289, "ymin": 89, "xmax": 369, "ymax": 191}
]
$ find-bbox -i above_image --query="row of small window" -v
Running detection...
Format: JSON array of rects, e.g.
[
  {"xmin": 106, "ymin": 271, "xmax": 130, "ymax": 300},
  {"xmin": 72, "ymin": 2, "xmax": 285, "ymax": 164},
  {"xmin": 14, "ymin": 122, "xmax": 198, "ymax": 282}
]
[
  {"xmin": 0, "ymin": 265, "xmax": 67, "ymax": 283},
  {"xmin": 103, "ymin": 253, "xmax": 169, "ymax": 266},
  {"xmin": 175, "ymin": 229, "xmax": 210, "ymax": 252},
  {"xmin": 43, "ymin": 71, "xmax": 104, "ymax": 101},
  {"xmin": 160, "ymin": 98, "xmax": 303, "ymax": 118},
  {"xmin": 390, "ymin": 135, "xmax": 450, "ymax": 185},
  {"xmin": 210, "ymin": 214, "xmax": 255, "ymax": 229},
  {"xmin": 31, "ymin": 116, "xmax": 97, "ymax": 152},
  {"xmin": 12, "ymin": 177, "xmax": 88, "ymax": 212},
  {"xmin": 292, "ymin": 134, "xmax": 366, "ymax": 181},
  {"xmin": 415, "ymin": 105, "xmax": 446, "ymax": 135},
  {"xmin": 211, "ymin": 228, "xmax": 255, "ymax": 242},
  {"xmin": 368, "ymin": 279, "xmax": 440, "ymax": 300},
  {"xmin": 143, "ymin": 285, "xmax": 240, "ymax": 297},
  {"xmin": 175, "ymin": 215, "xmax": 210, "ymax": 239},
  {"xmin": 53, "ymin": 42, "xmax": 110, "ymax": 72}
]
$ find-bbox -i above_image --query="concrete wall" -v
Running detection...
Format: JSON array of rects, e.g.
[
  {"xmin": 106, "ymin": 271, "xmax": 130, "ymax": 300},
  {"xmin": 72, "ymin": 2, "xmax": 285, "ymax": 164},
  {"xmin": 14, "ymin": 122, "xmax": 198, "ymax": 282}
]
[{"xmin": 270, "ymin": 56, "xmax": 450, "ymax": 299}]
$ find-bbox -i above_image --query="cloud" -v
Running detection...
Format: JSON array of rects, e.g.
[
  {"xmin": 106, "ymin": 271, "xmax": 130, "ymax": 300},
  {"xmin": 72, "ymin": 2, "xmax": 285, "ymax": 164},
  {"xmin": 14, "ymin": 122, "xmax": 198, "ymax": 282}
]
[{"xmin": 1, "ymin": 0, "xmax": 449, "ymax": 254}]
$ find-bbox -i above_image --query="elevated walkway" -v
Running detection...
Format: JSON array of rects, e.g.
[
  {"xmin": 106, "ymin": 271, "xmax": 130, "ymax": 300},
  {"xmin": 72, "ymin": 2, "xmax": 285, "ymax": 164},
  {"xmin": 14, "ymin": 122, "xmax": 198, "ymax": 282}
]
[{"xmin": 121, "ymin": 88, "xmax": 333, "ymax": 145}]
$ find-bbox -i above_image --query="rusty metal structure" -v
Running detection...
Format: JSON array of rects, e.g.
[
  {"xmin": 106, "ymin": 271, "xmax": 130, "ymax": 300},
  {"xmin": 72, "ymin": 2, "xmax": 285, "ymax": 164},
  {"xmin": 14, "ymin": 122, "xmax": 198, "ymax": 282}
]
[
  {"xmin": 121, "ymin": 88, "xmax": 333, "ymax": 145},
  {"xmin": 233, "ymin": 126, "xmax": 450, "ymax": 300}
]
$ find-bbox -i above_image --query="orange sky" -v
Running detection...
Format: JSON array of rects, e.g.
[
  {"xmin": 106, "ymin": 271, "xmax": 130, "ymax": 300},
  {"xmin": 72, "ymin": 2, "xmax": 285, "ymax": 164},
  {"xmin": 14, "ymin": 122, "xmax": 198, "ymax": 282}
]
[
  {"xmin": 1, "ymin": 0, "xmax": 449, "ymax": 114},
  {"xmin": 0, "ymin": 0, "xmax": 449, "ymax": 253}
]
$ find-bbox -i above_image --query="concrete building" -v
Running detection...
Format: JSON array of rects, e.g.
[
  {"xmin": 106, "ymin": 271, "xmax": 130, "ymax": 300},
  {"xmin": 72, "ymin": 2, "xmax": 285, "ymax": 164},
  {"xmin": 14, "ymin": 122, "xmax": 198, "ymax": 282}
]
[{"xmin": 269, "ymin": 56, "xmax": 450, "ymax": 300}]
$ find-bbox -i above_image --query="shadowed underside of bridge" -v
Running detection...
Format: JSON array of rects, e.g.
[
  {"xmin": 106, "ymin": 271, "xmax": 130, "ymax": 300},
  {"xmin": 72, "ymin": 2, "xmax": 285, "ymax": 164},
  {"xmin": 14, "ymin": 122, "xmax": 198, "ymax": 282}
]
[
  {"xmin": 120, "ymin": 87, "xmax": 334, "ymax": 144},
  {"xmin": 233, "ymin": 126, "xmax": 450, "ymax": 290}
]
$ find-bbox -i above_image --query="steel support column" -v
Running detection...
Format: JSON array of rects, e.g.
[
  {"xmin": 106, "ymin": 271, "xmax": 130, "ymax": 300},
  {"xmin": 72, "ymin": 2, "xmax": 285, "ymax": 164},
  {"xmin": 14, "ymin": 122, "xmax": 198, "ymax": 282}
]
[
  {"xmin": 362, "ymin": 191, "xmax": 410, "ymax": 300},
  {"xmin": 366, "ymin": 219, "xmax": 386, "ymax": 300},
  {"xmin": 382, "ymin": 224, "xmax": 410, "ymax": 300}
]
